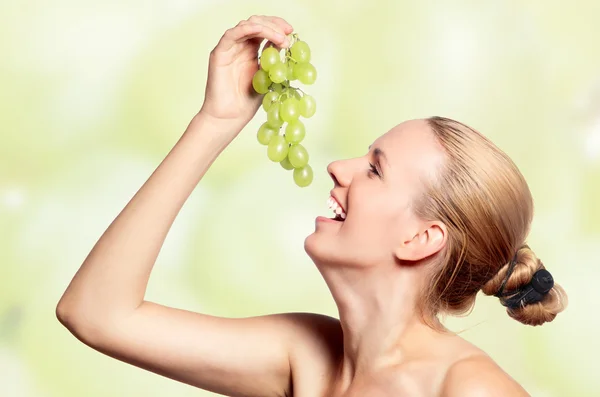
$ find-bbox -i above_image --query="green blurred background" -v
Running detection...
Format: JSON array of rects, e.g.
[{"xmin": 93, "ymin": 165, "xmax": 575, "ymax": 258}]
[{"xmin": 2, "ymin": 0, "xmax": 599, "ymax": 395}]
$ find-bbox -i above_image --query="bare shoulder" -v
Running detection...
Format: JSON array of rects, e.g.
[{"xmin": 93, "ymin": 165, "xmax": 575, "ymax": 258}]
[
  {"xmin": 440, "ymin": 354, "xmax": 530, "ymax": 397},
  {"xmin": 285, "ymin": 312, "xmax": 344, "ymax": 394},
  {"xmin": 285, "ymin": 311, "xmax": 343, "ymax": 361}
]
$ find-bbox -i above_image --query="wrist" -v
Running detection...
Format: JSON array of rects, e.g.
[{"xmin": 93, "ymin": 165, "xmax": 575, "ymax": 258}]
[
  {"xmin": 188, "ymin": 111, "xmax": 245, "ymax": 143},
  {"xmin": 196, "ymin": 107, "xmax": 249, "ymax": 131}
]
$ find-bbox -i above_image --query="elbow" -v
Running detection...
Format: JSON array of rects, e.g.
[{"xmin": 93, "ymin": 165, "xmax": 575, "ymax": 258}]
[
  {"xmin": 55, "ymin": 297, "xmax": 114, "ymax": 347},
  {"xmin": 55, "ymin": 299, "xmax": 77, "ymax": 332},
  {"xmin": 56, "ymin": 298, "xmax": 90, "ymax": 343},
  {"xmin": 55, "ymin": 293, "xmax": 82, "ymax": 331}
]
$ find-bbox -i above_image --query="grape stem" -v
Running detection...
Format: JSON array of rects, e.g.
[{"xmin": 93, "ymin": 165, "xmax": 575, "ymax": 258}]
[
  {"xmin": 285, "ymin": 33, "xmax": 299, "ymax": 63},
  {"xmin": 279, "ymin": 87, "xmax": 304, "ymax": 101},
  {"xmin": 287, "ymin": 33, "xmax": 299, "ymax": 46}
]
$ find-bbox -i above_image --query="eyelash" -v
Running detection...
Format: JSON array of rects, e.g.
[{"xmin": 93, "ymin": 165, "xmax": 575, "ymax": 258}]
[{"xmin": 368, "ymin": 163, "xmax": 380, "ymax": 178}]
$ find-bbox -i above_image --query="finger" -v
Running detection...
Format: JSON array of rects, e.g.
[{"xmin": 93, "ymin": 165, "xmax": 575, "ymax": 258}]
[
  {"xmin": 265, "ymin": 16, "xmax": 294, "ymax": 35},
  {"xmin": 246, "ymin": 15, "xmax": 287, "ymax": 37},
  {"xmin": 263, "ymin": 40, "xmax": 284, "ymax": 52},
  {"xmin": 238, "ymin": 18, "xmax": 284, "ymax": 48},
  {"xmin": 216, "ymin": 23, "xmax": 280, "ymax": 52},
  {"xmin": 234, "ymin": 23, "xmax": 288, "ymax": 48},
  {"xmin": 243, "ymin": 16, "xmax": 293, "ymax": 49}
]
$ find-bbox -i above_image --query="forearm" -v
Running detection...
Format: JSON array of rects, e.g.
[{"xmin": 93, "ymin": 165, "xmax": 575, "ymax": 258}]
[{"xmin": 57, "ymin": 112, "xmax": 239, "ymax": 326}]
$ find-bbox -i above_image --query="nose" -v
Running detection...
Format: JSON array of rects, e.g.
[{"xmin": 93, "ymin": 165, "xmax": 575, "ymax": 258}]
[{"xmin": 327, "ymin": 159, "xmax": 353, "ymax": 187}]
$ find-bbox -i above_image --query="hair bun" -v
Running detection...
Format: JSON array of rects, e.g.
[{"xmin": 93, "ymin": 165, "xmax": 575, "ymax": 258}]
[{"xmin": 482, "ymin": 246, "xmax": 567, "ymax": 326}]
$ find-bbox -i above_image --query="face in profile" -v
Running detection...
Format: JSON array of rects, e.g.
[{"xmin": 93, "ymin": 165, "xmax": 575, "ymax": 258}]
[{"xmin": 304, "ymin": 119, "xmax": 446, "ymax": 270}]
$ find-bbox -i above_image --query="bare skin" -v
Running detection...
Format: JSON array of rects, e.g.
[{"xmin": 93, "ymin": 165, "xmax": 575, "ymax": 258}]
[{"xmin": 56, "ymin": 15, "xmax": 530, "ymax": 397}]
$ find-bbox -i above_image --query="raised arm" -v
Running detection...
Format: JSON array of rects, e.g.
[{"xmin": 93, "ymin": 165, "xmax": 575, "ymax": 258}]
[{"xmin": 55, "ymin": 16, "xmax": 328, "ymax": 397}]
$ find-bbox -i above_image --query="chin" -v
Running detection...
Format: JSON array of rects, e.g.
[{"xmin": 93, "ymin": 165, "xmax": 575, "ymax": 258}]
[
  {"xmin": 304, "ymin": 233, "xmax": 329, "ymax": 263},
  {"xmin": 303, "ymin": 232, "xmax": 319, "ymax": 259},
  {"xmin": 303, "ymin": 233, "xmax": 347, "ymax": 269}
]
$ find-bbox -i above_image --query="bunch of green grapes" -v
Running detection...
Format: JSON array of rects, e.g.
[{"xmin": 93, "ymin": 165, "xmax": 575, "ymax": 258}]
[{"xmin": 251, "ymin": 34, "xmax": 317, "ymax": 188}]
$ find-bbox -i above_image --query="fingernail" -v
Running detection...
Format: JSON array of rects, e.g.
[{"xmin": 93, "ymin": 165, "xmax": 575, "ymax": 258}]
[{"xmin": 283, "ymin": 38, "xmax": 290, "ymax": 47}]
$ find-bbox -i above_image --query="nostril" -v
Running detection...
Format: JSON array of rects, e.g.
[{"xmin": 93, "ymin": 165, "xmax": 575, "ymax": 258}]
[{"xmin": 329, "ymin": 171, "xmax": 340, "ymax": 187}]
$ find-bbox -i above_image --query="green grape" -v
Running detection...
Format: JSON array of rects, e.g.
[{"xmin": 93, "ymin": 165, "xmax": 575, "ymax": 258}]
[
  {"xmin": 252, "ymin": 69, "xmax": 271, "ymax": 94},
  {"xmin": 293, "ymin": 164, "xmax": 313, "ymax": 187},
  {"xmin": 299, "ymin": 94, "xmax": 316, "ymax": 118},
  {"xmin": 267, "ymin": 102, "xmax": 284, "ymax": 128},
  {"xmin": 280, "ymin": 156, "xmax": 295, "ymax": 170},
  {"xmin": 285, "ymin": 120, "xmax": 305, "ymax": 144},
  {"xmin": 280, "ymin": 98, "xmax": 300, "ymax": 123},
  {"xmin": 260, "ymin": 47, "xmax": 281, "ymax": 72},
  {"xmin": 254, "ymin": 35, "xmax": 317, "ymax": 188},
  {"xmin": 287, "ymin": 62, "xmax": 296, "ymax": 81},
  {"xmin": 295, "ymin": 62, "xmax": 317, "ymax": 85},
  {"xmin": 288, "ymin": 144, "xmax": 309, "ymax": 168},
  {"xmin": 290, "ymin": 40, "xmax": 311, "ymax": 63},
  {"xmin": 267, "ymin": 135, "xmax": 289, "ymax": 162},
  {"xmin": 257, "ymin": 123, "xmax": 278, "ymax": 145},
  {"xmin": 269, "ymin": 62, "xmax": 287, "ymax": 84},
  {"xmin": 262, "ymin": 91, "xmax": 279, "ymax": 112}
]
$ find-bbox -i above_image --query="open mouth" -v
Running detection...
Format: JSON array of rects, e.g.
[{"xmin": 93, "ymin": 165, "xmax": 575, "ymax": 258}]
[{"xmin": 328, "ymin": 196, "xmax": 346, "ymax": 221}]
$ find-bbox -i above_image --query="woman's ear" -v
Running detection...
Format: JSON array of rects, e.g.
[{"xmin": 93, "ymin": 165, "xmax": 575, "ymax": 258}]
[{"xmin": 395, "ymin": 221, "xmax": 447, "ymax": 262}]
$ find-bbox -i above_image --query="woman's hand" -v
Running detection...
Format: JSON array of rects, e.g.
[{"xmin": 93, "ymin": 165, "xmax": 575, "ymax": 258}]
[{"xmin": 199, "ymin": 15, "xmax": 293, "ymax": 133}]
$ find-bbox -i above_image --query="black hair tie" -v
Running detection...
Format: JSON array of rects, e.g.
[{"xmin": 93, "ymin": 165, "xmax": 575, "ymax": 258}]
[
  {"xmin": 494, "ymin": 250, "xmax": 520, "ymax": 299},
  {"xmin": 494, "ymin": 249, "xmax": 554, "ymax": 310}
]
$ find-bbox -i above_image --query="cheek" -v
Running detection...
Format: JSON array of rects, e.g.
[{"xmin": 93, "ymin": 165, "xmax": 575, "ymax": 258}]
[
  {"xmin": 383, "ymin": 202, "xmax": 415, "ymax": 242},
  {"xmin": 345, "ymin": 203, "xmax": 397, "ymax": 245},
  {"xmin": 345, "ymin": 186, "xmax": 405, "ymax": 241}
]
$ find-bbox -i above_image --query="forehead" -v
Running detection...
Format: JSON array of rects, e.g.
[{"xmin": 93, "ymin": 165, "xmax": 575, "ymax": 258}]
[{"xmin": 372, "ymin": 119, "xmax": 446, "ymax": 183}]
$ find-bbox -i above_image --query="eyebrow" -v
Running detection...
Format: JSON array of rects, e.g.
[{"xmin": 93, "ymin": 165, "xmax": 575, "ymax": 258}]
[
  {"xmin": 373, "ymin": 148, "xmax": 387, "ymax": 164},
  {"xmin": 368, "ymin": 145, "xmax": 388, "ymax": 166}
]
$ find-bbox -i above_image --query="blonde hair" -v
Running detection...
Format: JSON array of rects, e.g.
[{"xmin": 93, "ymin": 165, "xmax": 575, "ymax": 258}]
[{"xmin": 415, "ymin": 116, "xmax": 567, "ymax": 326}]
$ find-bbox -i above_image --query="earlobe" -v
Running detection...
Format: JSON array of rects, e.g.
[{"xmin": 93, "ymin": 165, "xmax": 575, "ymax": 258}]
[{"xmin": 395, "ymin": 222, "xmax": 447, "ymax": 262}]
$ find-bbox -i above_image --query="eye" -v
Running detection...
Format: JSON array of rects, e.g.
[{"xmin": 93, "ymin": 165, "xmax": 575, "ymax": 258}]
[{"xmin": 368, "ymin": 163, "xmax": 380, "ymax": 178}]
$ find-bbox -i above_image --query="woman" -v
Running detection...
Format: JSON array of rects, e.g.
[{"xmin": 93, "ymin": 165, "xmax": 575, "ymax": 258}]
[{"xmin": 56, "ymin": 15, "xmax": 567, "ymax": 397}]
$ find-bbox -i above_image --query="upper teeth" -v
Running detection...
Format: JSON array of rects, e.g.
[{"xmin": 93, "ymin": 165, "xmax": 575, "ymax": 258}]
[{"xmin": 328, "ymin": 196, "xmax": 346, "ymax": 219}]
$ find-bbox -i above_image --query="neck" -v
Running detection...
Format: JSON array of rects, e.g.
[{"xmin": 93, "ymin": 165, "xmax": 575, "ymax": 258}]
[{"xmin": 319, "ymin": 262, "xmax": 445, "ymax": 388}]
